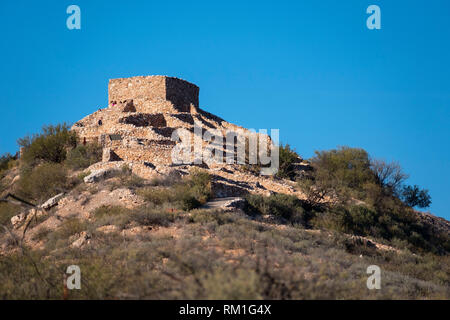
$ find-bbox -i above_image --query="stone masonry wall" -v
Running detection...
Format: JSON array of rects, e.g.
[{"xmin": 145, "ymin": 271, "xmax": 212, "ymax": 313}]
[
  {"xmin": 165, "ymin": 77, "xmax": 199, "ymax": 112},
  {"xmin": 108, "ymin": 76, "xmax": 199, "ymax": 113},
  {"xmin": 109, "ymin": 76, "xmax": 166, "ymax": 104}
]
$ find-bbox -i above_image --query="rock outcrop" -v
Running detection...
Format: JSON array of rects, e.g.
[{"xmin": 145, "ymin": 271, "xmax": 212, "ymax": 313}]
[{"xmin": 40, "ymin": 193, "xmax": 65, "ymax": 210}]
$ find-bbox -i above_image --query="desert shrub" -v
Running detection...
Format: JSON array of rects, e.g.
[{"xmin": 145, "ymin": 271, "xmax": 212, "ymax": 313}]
[
  {"xmin": 1, "ymin": 206, "xmax": 448, "ymax": 299},
  {"xmin": 302, "ymin": 146, "xmax": 375, "ymax": 204},
  {"xmin": 18, "ymin": 123, "xmax": 77, "ymax": 166},
  {"xmin": 125, "ymin": 174, "xmax": 146, "ymax": 189},
  {"xmin": 0, "ymin": 202, "xmax": 22, "ymax": 227},
  {"xmin": 0, "ymin": 153, "xmax": 17, "ymax": 172},
  {"xmin": 176, "ymin": 191, "xmax": 201, "ymax": 211},
  {"xmin": 149, "ymin": 170, "xmax": 182, "ymax": 187},
  {"xmin": 312, "ymin": 205, "xmax": 377, "ymax": 236},
  {"xmin": 316, "ymin": 147, "xmax": 373, "ymax": 188},
  {"xmin": 130, "ymin": 209, "xmax": 176, "ymax": 227},
  {"xmin": 91, "ymin": 205, "xmax": 132, "ymax": 229},
  {"xmin": 240, "ymin": 164, "xmax": 261, "ymax": 175},
  {"xmin": 297, "ymin": 147, "xmax": 413, "ymax": 208},
  {"xmin": 32, "ymin": 227, "xmax": 51, "ymax": 242},
  {"xmin": 44, "ymin": 217, "xmax": 88, "ymax": 251},
  {"xmin": 311, "ymin": 203, "xmax": 449, "ymax": 254},
  {"xmin": 198, "ymin": 268, "xmax": 262, "ymax": 299},
  {"xmin": 370, "ymin": 159, "xmax": 432, "ymax": 209},
  {"xmin": 65, "ymin": 143, "xmax": 102, "ymax": 169},
  {"xmin": 188, "ymin": 209, "xmax": 237, "ymax": 225},
  {"xmin": 185, "ymin": 169, "xmax": 212, "ymax": 204},
  {"xmin": 77, "ymin": 170, "xmax": 91, "ymax": 181},
  {"xmin": 92, "ymin": 205, "xmax": 129, "ymax": 220},
  {"xmin": 140, "ymin": 170, "xmax": 211, "ymax": 211},
  {"xmin": 0, "ymin": 251, "xmax": 62, "ymax": 299},
  {"xmin": 277, "ymin": 144, "xmax": 300, "ymax": 180},
  {"xmin": 137, "ymin": 187, "xmax": 175, "ymax": 205},
  {"xmin": 295, "ymin": 146, "xmax": 445, "ymax": 253},
  {"xmin": 108, "ymin": 165, "xmax": 145, "ymax": 189},
  {"xmin": 297, "ymin": 176, "xmax": 336, "ymax": 209},
  {"xmin": 57, "ymin": 218, "xmax": 87, "ymax": 238},
  {"xmin": 246, "ymin": 193, "xmax": 309, "ymax": 225},
  {"xmin": 17, "ymin": 163, "xmax": 69, "ymax": 202}
]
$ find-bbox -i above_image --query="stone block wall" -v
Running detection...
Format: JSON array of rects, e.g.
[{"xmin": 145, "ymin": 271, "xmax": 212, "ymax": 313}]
[
  {"xmin": 165, "ymin": 77, "xmax": 199, "ymax": 112},
  {"xmin": 109, "ymin": 76, "xmax": 166, "ymax": 104},
  {"xmin": 108, "ymin": 76, "xmax": 199, "ymax": 113},
  {"xmin": 112, "ymin": 145, "xmax": 173, "ymax": 165}
]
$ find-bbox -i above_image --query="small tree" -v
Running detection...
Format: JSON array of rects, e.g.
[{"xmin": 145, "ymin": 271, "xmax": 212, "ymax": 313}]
[
  {"xmin": 297, "ymin": 175, "xmax": 336, "ymax": 208},
  {"xmin": 401, "ymin": 185, "xmax": 431, "ymax": 208},
  {"xmin": 65, "ymin": 143, "xmax": 102, "ymax": 169},
  {"xmin": 312, "ymin": 147, "xmax": 374, "ymax": 190},
  {"xmin": 299, "ymin": 146, "xmax": 375, "ymax": 206},
  {"xmin": 277, "ymin": 144, "xmax": 300, "ymax": 180},
  {"xmin": 370, "ymin": 159, "xmax": 408, "ymax": 196}
]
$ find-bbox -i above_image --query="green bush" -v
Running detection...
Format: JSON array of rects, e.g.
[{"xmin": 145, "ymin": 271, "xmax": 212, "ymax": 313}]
[
  {"xmin": 310, "ymin": 146, "xmax": 374, "ymax": 199},
  {"xmin": 32, "ymin": 227, "xmax": 51, "ymax": 242},
  {"xmin": 139, "ymin": 170, "xmax": 211, "ymax": 211},
  {"xmin": 125, "ymin": 174, "xmax": 146, "ymax": 189},
  {"xmin": 92, "ymin": 205, "xmax": 176, "ymax": 229},
  {"xmin": 148, "ymin": 171, "xmax": 182, "ymax": 187},
  {"xmin": 178, "ymin": 193, "xmax": 201, "ymax": 211},
  {"xmin": 0, "ymin": 153, "xmax": 17, "ymax": 172},
  {"xmin": 294, "ymin": 146, "xmax": 446, "ymax": 253},
  {"xmin": 108, "ymin": 165, "xmax": 145, "ymax": 190},
  {"xmin": 17, "ymin": 163, "xmax": 69, "ymax": 202},
  {"xmin": 311, "ymin": 203, "xmax": 449, "ymax": 254},
  {"xmin": 185, "ymin": 170, "xmax": 212, "ymax": 204},
  {"xmin": 297, "ymin": 146, "xmax": 377, "ymax": 207},
  {"xmin": 54, "ymin": 218, "xmax": 87, "ymax": 239},
  {"xmin": 172, "ymin": 170, "xmax": 211, "ymax": 210},
  {"xmin": 312, "ymin": 205, "xmax": 377, "ymax": 236},
  {"xmin": 277, "ymin": 144, "xmax": 300, "ymax": 180},
  {"xmin": 130, "ymin": 209, "xmax": 175, "ymax": 227},
  {"xmin": 246, "ymin": 193, "xmax": 308, "ymax": 225},
  {"xmin": 137, "ymin": 187, "xmax": 175, "ymax": 205},
  {"xmin": 187, "ymin": 209, "xmax": 237, "ymax": 225},
  {"xmin": 92, "ymin": 205, "xmax": 129, "ymax": 220},
  {"xmin": 18, "ymin": 123, "xmax": 77, "ymax": 166},
  {"xmin": 65, "ymin": 143, "xmax": 102, "ymax": 169},
  {"xmin": 0, "ymin": 203, "xmax": 22, "ymax": 226},
  {"xmin": 90, "ymin": 205, "xmax": 132, "ymax": 229}
]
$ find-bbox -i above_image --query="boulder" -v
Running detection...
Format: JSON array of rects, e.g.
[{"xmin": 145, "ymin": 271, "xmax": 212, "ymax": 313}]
[
  {"xmin": 223, "ymin": 197, "xmax": 246, "ymax": 209},
  {"xmin": 41, "ymin": 193, "xmax": 65, "ymax": 210},
  {"xmin": 201, "ymin": 197, "xmax": 247, "ymax": 210},
  {"xmin": 84, "ymin": 168, "xmax": 115, "ymax": 183},
  {"xmin": 11, "ymin": 212, "xmax": 26, "ymax": 228},
  {"xmin": 71, "ymin": 231, "xmax": 91, "ymax": 248}
]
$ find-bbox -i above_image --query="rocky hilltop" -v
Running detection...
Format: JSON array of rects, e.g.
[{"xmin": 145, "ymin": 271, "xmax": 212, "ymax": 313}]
[
  {"xmin": 0, "ymin": 76, "xmax": 448, "ymax": 300},
  {"xmin": 72, "ymin": 75, "xmax": 305, "ymax": 197}
]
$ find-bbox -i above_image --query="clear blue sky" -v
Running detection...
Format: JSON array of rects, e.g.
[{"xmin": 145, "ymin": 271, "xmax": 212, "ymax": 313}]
[{"xmin": 0, "ymin": 1, "xmax": 449, "ymax": 219}]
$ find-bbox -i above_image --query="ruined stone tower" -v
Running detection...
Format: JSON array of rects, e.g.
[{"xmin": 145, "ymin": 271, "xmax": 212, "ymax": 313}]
[
  {"xmin": 71, "ymin": 75, "xmax": 292, "ymax": 196},
  {"xmin": 71, "ymin": 75, "xmax": 252, "ymax": 178},
  {"xmin": 108, "ymin": 76, "xmax": 199, "ymax": 114}
]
